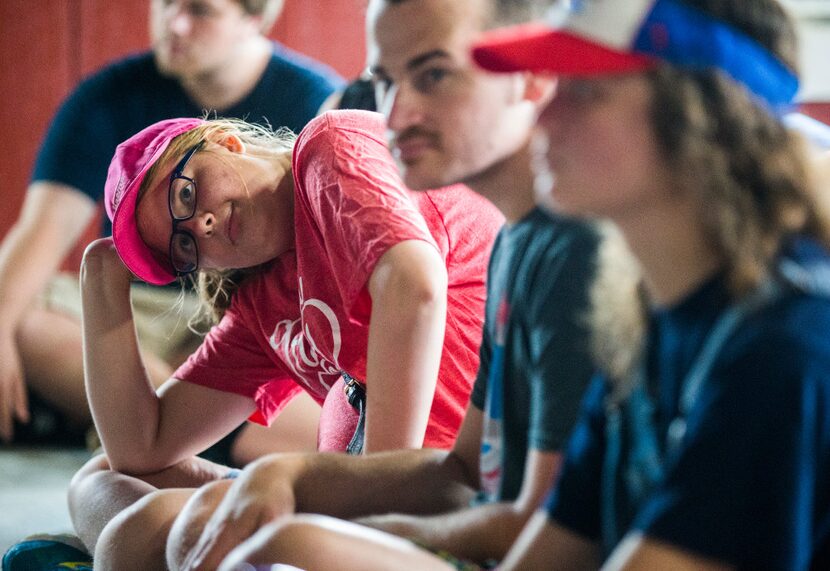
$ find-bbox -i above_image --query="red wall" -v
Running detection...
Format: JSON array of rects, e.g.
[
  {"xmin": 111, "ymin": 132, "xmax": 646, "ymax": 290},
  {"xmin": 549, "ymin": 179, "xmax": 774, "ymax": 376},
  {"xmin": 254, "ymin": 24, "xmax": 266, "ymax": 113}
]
[
  {"xmin": 801, "ymin": 102, "xmax": 830, "ymax": 126},
  {"xmin": 1, "ymin": 2, "xmax": 828, "ymax": 270},
  {"xmin": 0, "ymin": 0, "xmax": 366, "ymax": 268}
]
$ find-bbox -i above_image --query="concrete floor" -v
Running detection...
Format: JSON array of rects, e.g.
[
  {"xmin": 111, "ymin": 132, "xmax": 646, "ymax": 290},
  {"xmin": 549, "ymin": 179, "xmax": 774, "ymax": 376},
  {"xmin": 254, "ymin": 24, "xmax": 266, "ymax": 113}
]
[{"xmin": 0, "ymin": 446, "xmax": 91, "ymax": 554}]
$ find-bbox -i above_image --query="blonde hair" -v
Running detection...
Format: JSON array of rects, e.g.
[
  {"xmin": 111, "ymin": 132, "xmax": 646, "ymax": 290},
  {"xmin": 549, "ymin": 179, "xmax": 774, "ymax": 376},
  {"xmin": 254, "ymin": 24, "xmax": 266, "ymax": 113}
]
[
  {"xmin": 587, "ymin": 223, "xmax": 647, "ymax": 382},
  {"xmin": 138, "ymin": 117, "xmax": 296, "ymax": 328}
]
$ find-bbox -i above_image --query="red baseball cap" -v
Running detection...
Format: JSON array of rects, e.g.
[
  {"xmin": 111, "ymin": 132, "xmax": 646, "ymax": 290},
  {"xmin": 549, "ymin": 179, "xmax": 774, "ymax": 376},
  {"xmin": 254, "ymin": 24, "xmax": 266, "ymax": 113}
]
[{"xmin": 104, "ymin": 118, "xmax": 204, "ymax": 285}]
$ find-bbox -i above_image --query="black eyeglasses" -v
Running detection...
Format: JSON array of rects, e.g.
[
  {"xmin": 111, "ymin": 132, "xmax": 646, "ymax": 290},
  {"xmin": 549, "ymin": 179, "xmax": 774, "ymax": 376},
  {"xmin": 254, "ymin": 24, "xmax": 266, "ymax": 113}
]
[{"xmin": 168, "ymin": 140, "xmax": 204, "ymax": 276}]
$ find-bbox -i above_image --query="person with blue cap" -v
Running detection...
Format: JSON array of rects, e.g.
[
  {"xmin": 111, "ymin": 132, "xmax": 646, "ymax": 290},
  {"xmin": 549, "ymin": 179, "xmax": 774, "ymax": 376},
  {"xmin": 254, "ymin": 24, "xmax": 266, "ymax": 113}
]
[{"xmin": 473, "ymin": 0, "xmax": 830, "ymax": 568}]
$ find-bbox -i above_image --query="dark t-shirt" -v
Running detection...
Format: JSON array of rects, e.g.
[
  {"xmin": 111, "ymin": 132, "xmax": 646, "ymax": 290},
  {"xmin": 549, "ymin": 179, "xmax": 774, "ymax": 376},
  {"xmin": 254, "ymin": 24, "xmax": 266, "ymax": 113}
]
[
  {"xmin": 32, "ymin": 46, "xmax": 343, "ymax": 235},
  {"xmin": 547, "ymin": 237, "xmax": 830, "ymax": 569},
  {"xmin": 471, "ymin": 208, "xmax": 600, "ymax": 501},
  {"xmin": 336, "ymin": 78, "xmax": 376, "ymax": 112}
]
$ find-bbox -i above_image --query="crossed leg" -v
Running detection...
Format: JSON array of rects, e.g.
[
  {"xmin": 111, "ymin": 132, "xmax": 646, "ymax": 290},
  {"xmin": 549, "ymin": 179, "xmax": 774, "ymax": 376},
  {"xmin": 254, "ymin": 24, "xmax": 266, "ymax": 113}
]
[{"xmin": 68, "ymin": 454, "xmax": 232, "ymax": 571}]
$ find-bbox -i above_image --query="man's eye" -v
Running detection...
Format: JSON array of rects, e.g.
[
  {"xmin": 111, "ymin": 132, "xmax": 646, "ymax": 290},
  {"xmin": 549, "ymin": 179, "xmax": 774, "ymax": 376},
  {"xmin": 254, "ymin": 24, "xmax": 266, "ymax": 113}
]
[
  {"xmin": 415, "ymin": 68, "xmax": 449, "ymax": 92},
  {"xmin": 559, "ymin": 79, "xmax": 604, "ymax": 103},
  {"xmin": 188, "ymin": 2, "xmax": 214, "ymax": 17}
]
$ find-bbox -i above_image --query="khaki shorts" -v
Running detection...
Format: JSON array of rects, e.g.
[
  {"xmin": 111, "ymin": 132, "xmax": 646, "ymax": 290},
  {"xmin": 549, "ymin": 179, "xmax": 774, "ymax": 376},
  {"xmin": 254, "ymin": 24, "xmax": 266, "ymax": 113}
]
[{"xmin": 40, "ymin": 273, "xmax": 203, "ymax": 364}]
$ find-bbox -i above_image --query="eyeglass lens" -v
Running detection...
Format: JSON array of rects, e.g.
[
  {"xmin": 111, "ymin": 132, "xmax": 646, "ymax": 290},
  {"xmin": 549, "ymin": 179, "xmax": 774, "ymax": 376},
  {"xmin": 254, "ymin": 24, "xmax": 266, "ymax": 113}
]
[{"xmin": 168, "ymin": 140, "xmax": 203, "ymax": 275}]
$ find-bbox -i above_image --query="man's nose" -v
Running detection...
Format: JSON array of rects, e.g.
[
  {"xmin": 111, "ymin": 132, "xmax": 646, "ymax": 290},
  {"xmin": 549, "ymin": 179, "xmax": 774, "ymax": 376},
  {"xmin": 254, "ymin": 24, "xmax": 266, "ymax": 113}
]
[
  {"xmin": 380, "ymin": 83, "xmax": 427, "ymax": 134},
  {"xmin": 167, "ymin": 3, "xmax": 194, "ymax": 36}
]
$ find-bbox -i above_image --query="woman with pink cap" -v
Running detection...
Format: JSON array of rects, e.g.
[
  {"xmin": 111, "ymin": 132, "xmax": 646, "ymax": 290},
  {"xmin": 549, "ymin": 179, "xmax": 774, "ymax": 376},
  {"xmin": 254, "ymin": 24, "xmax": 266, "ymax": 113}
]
[
  {"xmin": 66, "ymin": 110, "xmax": 502, "ymax": 567},
  {"xmin": 179, "ymin": 0, "xmax": 830, "ymax": 569}
]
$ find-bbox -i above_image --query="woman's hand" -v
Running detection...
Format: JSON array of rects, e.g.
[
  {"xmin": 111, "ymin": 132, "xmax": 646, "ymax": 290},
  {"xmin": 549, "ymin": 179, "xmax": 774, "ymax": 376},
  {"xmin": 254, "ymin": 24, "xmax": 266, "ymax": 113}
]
[{"xmin": 81, "ymin": 237, "xmax": 134, "ymax": 292}]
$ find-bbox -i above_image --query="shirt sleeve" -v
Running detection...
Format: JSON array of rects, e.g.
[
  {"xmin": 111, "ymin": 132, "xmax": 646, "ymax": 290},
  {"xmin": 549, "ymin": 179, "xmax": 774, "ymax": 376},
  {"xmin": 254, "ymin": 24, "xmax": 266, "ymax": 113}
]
[
  {"xmin": 173, "ymin": 303, "xmax": 303, "ymax": 426},
  {"xmin": 31, "ymin": 71, "xmax": 121, "ymax": 201},
  {"xmin": 633, "ymin": 321, "xmax": 830, "ymax": 568},
  {"xmin": 528, "ymin": 223, "xmax": 601, "ymax": 451},
  {"xmin": 293, "ymin": 114, "xmax": 439, "ymax": 309},
  {"xmin": 545, "ymin": 376, "xmax": 608, "ymax": 542},
  {"xmin": 470, "ymin": 229, "xmax": 504, "ymax": 413}
]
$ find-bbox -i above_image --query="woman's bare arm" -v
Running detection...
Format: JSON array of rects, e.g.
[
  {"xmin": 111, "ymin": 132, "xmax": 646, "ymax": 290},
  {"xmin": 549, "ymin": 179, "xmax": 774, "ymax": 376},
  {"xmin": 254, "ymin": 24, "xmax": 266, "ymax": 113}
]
[
  {"xmin": 364, "ymin": 239, "xmax": 448, "ymax": 452},
  {"xmin": 80, "ymin": 238, "xmax": 253, "ymax": 473}
]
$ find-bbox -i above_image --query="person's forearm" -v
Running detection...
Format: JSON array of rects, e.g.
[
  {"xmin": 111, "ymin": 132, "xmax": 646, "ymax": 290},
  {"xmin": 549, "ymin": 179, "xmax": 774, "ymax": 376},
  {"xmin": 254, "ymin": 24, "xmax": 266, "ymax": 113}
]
[
  {"xmin": 364, "ymin": 240, "xmax": 448, "ymax": 452},
  {"xmin": 357, "ymin": 500, "xmax": 531, "ymax": 563},
  {"xmin": 357, "ymin": 449, "xmax": 563, "ymax": 562},
  {"xmin": 259, "ymin": 447, "xmax": 474, "ymax": 519},
  {"xmin": 0, "ymin": 183, "xmax": 97, "ymax": 330},
  {"xmin": 80, "ymin": 241, "xmax": 165, "ymax": 473}
]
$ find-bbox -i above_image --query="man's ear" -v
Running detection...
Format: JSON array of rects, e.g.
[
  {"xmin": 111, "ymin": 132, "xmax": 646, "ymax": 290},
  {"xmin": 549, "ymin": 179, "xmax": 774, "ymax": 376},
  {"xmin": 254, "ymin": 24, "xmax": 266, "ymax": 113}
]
[
  {"xmin": 246, "ymin": 13, "xmax": 268, "ymax": 36},
  {"xmin": 214, "ymin": 133, "xmax": 247, "ymax": 154},
  {"xmin": 523, "ymin": 73, "xmax": 557, "ymax": 106}
]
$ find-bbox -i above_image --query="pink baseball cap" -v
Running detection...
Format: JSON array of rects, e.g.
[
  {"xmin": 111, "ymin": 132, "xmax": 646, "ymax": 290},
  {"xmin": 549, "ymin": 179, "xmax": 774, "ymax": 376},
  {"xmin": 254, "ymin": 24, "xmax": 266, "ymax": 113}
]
[
  {"xmin": 472, "ymin": 0, "xmax": 798, "ymax": 112},
  {"xmin": 104, "ymin": 118, "xmax": 205, "ymax": 285}
]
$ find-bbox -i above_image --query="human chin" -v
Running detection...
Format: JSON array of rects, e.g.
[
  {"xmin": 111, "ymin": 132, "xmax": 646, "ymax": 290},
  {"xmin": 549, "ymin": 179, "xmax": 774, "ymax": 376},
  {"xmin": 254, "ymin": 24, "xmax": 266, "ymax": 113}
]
[
  {"xmin": 398, "ymin": 162, "xmax": 436, "ymax": 192},
  {"xmin": 153, "ymin": 47, "xmax": 174, "ymax": 75},
  {"xmin": 154, "ymin": 50, "xmax": 190, "ymax": 77}
]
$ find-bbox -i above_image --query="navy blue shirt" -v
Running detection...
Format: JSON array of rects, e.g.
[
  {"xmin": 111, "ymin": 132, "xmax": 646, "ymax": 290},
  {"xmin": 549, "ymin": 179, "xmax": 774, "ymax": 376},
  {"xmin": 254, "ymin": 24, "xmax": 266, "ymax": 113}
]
[
  {"xmin": 33, "ymin": 46, "xmax": 342, "ymax": 235},
  {"xmin": 547, "ymin": 237, "xmax": 830, "ymax": 570}
]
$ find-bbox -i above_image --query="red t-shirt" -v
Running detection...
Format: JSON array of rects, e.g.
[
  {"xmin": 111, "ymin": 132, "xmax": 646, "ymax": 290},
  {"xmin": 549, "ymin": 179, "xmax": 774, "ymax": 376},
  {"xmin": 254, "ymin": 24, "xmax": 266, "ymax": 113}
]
[{"xmin": 174, "ymin": 110, "xmax": 503, "ymax": 450}]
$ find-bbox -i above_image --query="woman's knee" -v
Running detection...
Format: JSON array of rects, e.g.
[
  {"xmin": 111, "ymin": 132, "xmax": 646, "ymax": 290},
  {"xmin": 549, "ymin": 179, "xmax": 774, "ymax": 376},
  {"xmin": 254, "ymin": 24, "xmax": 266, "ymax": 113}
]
[
  {"xmin": 67, "ymin": 454, "xmax": 111, "ymax": 523},
  {"xmin": 95, "ymin": 488, "xmax": 193, "ymax": 571}
]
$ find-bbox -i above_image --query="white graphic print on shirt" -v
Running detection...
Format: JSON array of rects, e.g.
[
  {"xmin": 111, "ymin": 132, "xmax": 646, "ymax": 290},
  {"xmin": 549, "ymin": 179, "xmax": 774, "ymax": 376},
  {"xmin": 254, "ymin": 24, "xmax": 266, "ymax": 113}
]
[{"xmin": 268, "ymin": 278, "xmax": 343, "ymax": 396}]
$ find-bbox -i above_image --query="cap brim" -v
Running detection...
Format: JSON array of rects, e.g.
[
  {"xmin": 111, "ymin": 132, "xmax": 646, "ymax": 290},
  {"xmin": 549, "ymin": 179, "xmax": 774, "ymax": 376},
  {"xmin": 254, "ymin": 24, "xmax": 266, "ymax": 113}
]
[
  {"xmin": 472, "ymin": 23, "xmax": 655, "ymax": 75},
  {"xmin": 111, "ymin": 161, "xmax": 178, "ymax": 286}
]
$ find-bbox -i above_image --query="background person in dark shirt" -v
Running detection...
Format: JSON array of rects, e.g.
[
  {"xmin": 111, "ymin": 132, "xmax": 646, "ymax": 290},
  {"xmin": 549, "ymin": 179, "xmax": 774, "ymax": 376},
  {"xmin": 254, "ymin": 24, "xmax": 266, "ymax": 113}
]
[{"xmin": 0, "ymin": 0, "xmax": 341, "ymax": 461}]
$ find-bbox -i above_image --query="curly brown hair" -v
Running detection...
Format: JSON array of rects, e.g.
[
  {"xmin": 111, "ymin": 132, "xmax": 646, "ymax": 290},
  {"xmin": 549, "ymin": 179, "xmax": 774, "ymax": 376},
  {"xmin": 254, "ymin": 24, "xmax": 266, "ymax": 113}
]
[
  {"xmin": 589, "ymin": 0, "xmax": 830, "ymax": 381},
  {"xmin": 648, "ymin": 0, "xmax": 829, "ymax": 295}
]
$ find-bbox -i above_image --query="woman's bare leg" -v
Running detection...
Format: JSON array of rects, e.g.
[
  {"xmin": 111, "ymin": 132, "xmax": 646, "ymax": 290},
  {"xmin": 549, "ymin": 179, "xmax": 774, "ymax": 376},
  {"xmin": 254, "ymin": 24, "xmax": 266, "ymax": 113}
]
[{"xmin": 68, "ymin": 453, "xmax": 230, "ymax": 568}]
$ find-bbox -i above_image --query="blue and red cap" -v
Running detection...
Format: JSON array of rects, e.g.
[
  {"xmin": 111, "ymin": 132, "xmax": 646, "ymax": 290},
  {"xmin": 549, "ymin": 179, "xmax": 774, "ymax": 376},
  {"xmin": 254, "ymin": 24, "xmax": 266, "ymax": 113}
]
[{"xmin": 472, "ymin": 0, "xmax": 799, "ymax": 113}]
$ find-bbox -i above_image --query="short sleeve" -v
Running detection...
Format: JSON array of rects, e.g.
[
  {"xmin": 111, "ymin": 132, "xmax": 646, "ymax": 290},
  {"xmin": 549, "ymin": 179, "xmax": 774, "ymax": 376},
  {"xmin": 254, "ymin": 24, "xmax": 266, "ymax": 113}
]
[
  {"xmin": 470, "ymin": 230, "xmax": 504, "ymax": 413},
  {"xmin": 31, "ymin": 73, "xmax": 122, "ymax": 201},
  {"xmin": 527, "ymin": 223, "xmax": 600, "ymax": 451},
  {"xmin": 470, "ymin": 324, "xmax": 492, "ymax": 412},
  {"xmin": 174, "ymin": 304, "xmax": 302, "ymax": 426},
  {"xmin": 293, "ymin": 112, "xmax": 439, "ymax": 308}
]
